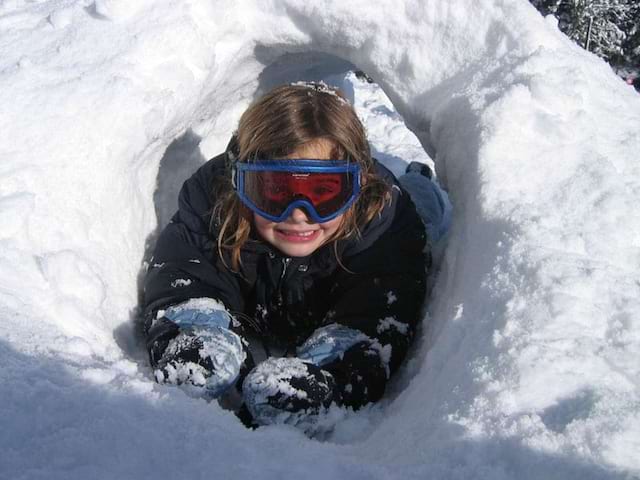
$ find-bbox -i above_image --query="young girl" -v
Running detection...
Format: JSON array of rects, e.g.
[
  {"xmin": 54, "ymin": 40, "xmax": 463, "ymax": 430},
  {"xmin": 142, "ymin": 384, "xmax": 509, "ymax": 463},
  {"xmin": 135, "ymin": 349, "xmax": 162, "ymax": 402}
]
[{"xmin": 142, "ymin": 82, "xmax": 451, "ymax": 432}]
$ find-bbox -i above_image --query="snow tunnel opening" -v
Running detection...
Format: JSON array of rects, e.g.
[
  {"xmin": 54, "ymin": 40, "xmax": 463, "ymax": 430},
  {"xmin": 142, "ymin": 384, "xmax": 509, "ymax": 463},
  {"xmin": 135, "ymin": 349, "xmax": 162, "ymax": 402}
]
[
  {"xmin": 143, "ymin": 49, "xmax": 443, "ymax": 257},
  {"xmin": 130, "ymin": 49, "xmax": 449, "ymax": 440}
]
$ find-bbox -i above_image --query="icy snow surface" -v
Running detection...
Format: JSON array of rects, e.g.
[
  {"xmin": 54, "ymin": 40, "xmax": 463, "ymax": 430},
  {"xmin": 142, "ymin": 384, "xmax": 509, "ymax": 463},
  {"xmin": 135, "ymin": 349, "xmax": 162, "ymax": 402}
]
[{"xmin": 1, "ymin": 0, "xmax": 640, "ymax": 479}]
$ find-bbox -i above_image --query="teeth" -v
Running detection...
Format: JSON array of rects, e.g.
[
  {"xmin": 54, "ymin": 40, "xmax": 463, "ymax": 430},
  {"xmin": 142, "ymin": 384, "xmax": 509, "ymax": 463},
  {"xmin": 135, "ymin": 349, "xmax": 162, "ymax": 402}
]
[{"xmin": 280, "ymin": 230, "xmax": 315, "ymax": 237}]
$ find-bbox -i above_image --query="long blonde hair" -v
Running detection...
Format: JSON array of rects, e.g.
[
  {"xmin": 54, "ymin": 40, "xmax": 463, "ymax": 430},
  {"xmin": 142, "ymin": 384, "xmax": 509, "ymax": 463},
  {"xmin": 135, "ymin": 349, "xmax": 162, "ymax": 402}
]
[{"xmin": 211, "ymin": 83, "xmax": 391, "ymax": 270}]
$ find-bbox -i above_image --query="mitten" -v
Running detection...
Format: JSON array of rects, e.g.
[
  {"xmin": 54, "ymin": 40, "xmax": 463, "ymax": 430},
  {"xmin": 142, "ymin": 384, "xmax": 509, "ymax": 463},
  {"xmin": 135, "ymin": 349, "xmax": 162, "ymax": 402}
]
[
  {"xmin": 297, "ymin": 323, "xmax": 388, "ymax": 409},
  {"xmin": 149, "ymin": 298, "xmax": 249, "ymax": 398}
]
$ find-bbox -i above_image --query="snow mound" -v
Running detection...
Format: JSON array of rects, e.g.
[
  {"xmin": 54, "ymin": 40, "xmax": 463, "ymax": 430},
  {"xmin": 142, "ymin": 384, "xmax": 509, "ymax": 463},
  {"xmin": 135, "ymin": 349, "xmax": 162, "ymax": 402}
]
[{"xmin": 1, "ymin": 0, "xmax": 639, "ymax": 478}]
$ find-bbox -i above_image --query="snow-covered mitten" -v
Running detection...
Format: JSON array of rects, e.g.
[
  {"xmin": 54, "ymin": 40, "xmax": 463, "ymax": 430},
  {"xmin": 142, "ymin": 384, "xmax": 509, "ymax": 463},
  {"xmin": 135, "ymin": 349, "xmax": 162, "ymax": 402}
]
[
  {"xmin": 242, "ymin": 357, "xmax": 338, "ymax": 433},
  {"xmin": 154, "ymin": 326, "xmax": 247, "ymax": 398},
  {"xmin": 322, "ymin": 341, "xmax": 388, "ymax": 409},
  {"xmin": 149, "ymin": 298, "xmax": 249, "ymax": 398},
  {"xmin": 297, "ymin": 324, "xmax": 389, "ymax": 409}
]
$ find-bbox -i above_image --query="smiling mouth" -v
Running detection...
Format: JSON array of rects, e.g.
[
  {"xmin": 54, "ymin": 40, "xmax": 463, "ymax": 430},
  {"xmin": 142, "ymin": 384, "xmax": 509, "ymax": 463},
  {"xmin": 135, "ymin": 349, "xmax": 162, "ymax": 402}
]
[
  {"xmin": 274, "ymin": 229, "xmax": 321, "ymax": 243},
  {"xmin": 276, "ymin": 230, "xmax": 318, "ymax": 237}
]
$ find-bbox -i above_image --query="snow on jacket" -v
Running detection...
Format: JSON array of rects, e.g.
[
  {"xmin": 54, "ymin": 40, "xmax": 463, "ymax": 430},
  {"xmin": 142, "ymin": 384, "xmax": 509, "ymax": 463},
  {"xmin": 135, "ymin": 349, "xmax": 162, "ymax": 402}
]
[{"xmin": 142, "ymin": 150, "xmax": 428, "ymax": 405}]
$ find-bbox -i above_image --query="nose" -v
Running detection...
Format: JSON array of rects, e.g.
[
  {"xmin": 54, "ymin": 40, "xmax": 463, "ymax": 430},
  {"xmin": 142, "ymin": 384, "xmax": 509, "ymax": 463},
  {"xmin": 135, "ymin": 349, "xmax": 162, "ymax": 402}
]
[{"xmin": 288, "ymin": 208, "xmax": 311, "ymax": 223}]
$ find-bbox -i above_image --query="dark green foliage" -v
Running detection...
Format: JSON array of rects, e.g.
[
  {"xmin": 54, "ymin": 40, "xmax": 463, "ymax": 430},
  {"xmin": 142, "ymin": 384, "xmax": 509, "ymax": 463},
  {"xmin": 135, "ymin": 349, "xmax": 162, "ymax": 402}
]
[{"xmin": 529, "ymin": 0, "xmax": 639, "ymax": 71}]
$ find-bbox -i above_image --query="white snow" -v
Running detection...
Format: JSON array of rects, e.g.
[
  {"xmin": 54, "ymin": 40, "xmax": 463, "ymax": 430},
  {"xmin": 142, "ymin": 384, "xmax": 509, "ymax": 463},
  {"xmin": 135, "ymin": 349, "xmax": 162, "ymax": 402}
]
[
  {"xmin": 170, "ymin": 278, "xmax": 192, "ymax": 288},
  {"xmin": 163, "ymin": 296, "xmax": 228, "ymax": 315},
  {"xmin": 1, "ymin": 0, "xmax": 639, "ymax": 479},
  {"xmin": 242, "ymin": 357, "xmax": 342, "ymax": 436},
  {"xmin": 385, "ymin": 291, "xmax": 397, "ymax": 305},
  {"xmin": 377, "ymin": 317, "xmax": 409, "ymax": 335}
]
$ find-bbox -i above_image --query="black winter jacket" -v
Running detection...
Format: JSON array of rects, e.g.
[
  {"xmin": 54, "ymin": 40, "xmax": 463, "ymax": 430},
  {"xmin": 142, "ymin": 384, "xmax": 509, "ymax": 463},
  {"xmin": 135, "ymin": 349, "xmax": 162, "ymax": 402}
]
[{"xmin": 142, "ymin": 151, "xmax": 427, "ymax": 406}]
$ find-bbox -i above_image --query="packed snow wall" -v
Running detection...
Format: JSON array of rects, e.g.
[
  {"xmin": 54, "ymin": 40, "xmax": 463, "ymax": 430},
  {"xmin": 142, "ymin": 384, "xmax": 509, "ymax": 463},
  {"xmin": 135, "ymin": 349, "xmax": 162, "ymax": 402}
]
[{"xmin": 1, "ymin": 1, "xmax": 639, "ymax": 479}]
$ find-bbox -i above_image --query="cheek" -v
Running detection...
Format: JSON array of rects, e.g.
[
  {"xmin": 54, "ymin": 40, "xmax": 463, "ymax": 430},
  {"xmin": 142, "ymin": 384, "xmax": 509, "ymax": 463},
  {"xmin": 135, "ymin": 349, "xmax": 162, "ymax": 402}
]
[
  {"xmin": 253, "ymin": 213, "xmax": 275, "ymax": 237},
  {"xmin": 320, "ymin": 216, "xmax": 343, "ymax": 235}
]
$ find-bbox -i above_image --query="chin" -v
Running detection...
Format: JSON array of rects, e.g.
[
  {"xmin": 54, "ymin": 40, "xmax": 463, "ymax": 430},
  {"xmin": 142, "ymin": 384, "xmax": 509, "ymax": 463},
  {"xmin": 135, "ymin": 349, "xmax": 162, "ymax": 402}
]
[{"xmin": 278, "ymin": 243, "xmax": 319, "ymax": 257}]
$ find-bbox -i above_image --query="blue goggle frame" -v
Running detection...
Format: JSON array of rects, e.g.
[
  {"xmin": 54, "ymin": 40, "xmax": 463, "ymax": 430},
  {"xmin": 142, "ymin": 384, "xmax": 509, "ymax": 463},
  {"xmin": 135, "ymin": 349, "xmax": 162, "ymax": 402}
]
[{"xmin": 233, "ymin": 159, "xmax": 361, "ymax": 223}]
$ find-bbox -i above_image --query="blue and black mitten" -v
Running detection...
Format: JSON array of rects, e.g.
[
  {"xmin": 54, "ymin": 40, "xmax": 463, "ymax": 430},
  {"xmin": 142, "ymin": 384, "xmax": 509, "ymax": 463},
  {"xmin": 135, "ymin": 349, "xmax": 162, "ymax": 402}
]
[
  {"xmin": 297, "ymin": 323, "xmax": 389, "ymax": 409},
  {"xmin": 147, "ymin": 298, "xmax": 252, "ymax": 398},
  {"xmin": 242, "ymin": 357, "xmax": 337, "ymax": 433},
  {"xmin": 240, "ymin": 323, "xmax": 388, "ymax": 434}
]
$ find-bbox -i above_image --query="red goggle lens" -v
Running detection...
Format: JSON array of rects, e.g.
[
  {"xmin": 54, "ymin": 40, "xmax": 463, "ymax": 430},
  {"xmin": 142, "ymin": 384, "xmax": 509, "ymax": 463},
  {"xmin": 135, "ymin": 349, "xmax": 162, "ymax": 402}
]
[{"xmin": 244, "ymin": 170, "xmax": 355, "ymax": 218}]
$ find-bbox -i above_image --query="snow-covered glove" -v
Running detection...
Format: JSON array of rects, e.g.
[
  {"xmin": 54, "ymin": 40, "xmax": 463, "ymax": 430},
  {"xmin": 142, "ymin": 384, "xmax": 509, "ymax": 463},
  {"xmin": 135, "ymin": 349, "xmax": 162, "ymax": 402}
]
[
  {"xmin": 297, "ymin": 323, "xmax": 389, "ymax": 409},
  {"xmin": 321, "ymin": 341, "xmax": 389, "ymax": 408},
  {"xmin": 151, "ymin": 298, "xmax": 247, "ymax": 398},
  {"xmin": 242, "ymin": 357, "xmax": 339, "ymax": 435}
]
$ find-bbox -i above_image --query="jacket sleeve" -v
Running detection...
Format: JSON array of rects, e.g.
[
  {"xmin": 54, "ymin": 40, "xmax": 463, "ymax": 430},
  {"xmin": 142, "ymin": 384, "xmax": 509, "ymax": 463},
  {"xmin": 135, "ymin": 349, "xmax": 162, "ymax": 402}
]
[
  {"xmin": 141, "ymin": 155, "xmax": 244, "ymax": 354},
  {"xmin": 298, "ymin": 187, "xmax": 428, "ymax": 407},
  {"xmin": 332, "ymin": 188, "xmax": 427, "ymax": 371}
]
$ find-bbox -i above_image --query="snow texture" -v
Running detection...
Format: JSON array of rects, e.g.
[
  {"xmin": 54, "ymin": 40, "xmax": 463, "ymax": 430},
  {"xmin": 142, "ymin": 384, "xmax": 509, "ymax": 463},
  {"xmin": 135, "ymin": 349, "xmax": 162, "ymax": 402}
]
[
  {"xmin": 386, "ymin": 291, "xmax": 397, "ymax": 305},
  {"xmin": 1, "ymin": 0, "xmax": 639, "ymax": 478},
  {"xmin": 377, "ymin": 317, "xmax": 409, "ymax": 336},
  {"xmin": 243, "ymin": 358, "xmax": 311, "ymax": 409}
]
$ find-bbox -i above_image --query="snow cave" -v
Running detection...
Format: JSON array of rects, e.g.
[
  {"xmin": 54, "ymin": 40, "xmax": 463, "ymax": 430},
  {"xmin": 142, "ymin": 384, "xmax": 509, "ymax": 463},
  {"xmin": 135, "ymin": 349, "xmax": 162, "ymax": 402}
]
[{"xmin": 1, "ymin": 1, "xmax": 639, "ymax": 479}]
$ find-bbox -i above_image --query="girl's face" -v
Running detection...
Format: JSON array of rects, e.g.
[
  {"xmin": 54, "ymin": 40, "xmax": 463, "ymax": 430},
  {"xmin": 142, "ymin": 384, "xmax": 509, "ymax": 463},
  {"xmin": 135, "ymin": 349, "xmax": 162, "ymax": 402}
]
[{"xmin": 253, "ymin": 139, "xmax": 344, "ymax": 257}]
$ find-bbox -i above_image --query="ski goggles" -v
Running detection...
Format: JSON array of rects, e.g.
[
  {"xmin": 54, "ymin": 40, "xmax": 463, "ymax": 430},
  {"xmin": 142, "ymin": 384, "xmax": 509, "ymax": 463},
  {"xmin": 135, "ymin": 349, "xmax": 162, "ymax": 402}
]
[{"xmin": 233, "ymin": 159, "xmax": 361, "ymax": 223}]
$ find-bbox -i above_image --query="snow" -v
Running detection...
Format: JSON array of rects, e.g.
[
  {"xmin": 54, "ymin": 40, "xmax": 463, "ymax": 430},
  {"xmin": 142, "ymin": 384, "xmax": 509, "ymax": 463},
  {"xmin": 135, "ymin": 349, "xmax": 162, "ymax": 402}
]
[
  {"xmin": 170, "ymin": 278, "xmax": 192, "ymax": 288},
  {"xmin": 1, "ymin": 0, "xmax": 639, "ymax": 479},
  {"xmin": 161, "ymin": 296, "xmax": 228, "ymax": 316},
  {"xmin": 377, "ymin": 317, "xmax": 409, "ymax": 336},
  {"xmin": 245, "ymin": 357, "xmax": 312, "ymax": 403},
  {"xmin": 385, "ymin": 291, "xmax": 397, "ymax": 305}
]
